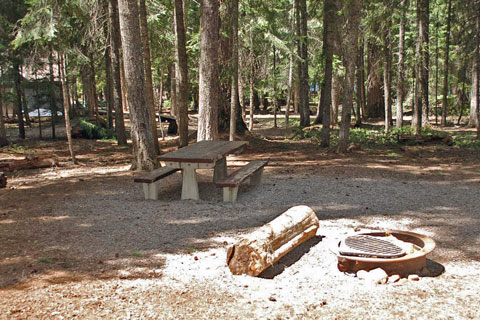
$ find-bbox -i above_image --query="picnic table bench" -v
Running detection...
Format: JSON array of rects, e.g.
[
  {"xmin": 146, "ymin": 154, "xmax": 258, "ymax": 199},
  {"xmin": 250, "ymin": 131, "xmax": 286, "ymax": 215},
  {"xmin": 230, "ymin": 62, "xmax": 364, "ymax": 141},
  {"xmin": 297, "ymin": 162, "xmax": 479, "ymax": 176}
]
[
  {"xmin": 215, "ymin": 159, "xmax": 268, "ymax": 202},
  {"xmin": 133, "ymin": 167, "xmax": 180, "ymax": 200}
]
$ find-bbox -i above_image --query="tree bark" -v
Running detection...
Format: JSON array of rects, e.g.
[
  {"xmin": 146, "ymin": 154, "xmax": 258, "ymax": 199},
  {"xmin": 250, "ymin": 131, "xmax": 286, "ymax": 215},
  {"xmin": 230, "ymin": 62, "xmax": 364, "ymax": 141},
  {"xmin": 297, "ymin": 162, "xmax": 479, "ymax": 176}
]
[
  {"xmin": 227, "ymin": 205, "xmax": 319, "ymax": 276},
  {"xmin": 118, "ymin": 0, "xmax": 157, "ymax": 170},
  {"xmin": 383, "ymin": 18, "xmax": 392, "ymax": 133},
  {"xmin": 441, "ymin": 0, "xmax": 452, "ymax": 126},
  {"xmin": 417, "ymin": 0, "xmax": 430, "ymax": 130},
  {"xmin": 471, "ymin": 8, "xmax": 479, "ymax": 132},
  {"xmin": 229, "ymin": 0, "xmax": 239, "ymax": 140},
  {"xmin": 366, "ymin": 42, "xmax": 384, "ymax": 119},
  {"xmin": 0, "ymin": 83, "xmax": 7, "ymax": 146},
  {"xmin": 139, "ymin": 0, "xmax": 160, "ymax": 154},
  {"xmin": 108, "ymin": 0, "xmax": 128, "ymax": 145},
  {"xmin": 48, "ymin": 52, "xmax": 57, "ymax": 139},
  {"xmin": 285, "ymin": 53, "xmax": 294, "ymax": 130},
  {"xmin": 59, "ymin": 52, "xmax": 77, "ymax": 164},
  {"xmin": 249, "ymin": 60, "xmax": 255, "ymax": 131},
  {"xmin": 396, "ymin": 0, "xmax": 406, "ymax": 128},
  {"xmin": 105, "ymin": 43, "xmax": 114, "ymax": 129},
  {"xmin": 296, "ymin": 0, "xmax": 310, "ymax": 127},
  {"xmin": 338, "ymin": 0, "xmax": 362, "ymax": 153},
  {"xmin": 355, "ymin": 39, "xmax": 365, "ymax": 126},
  {"xmin": 174, "ymin": 0, "xmax": 189, "ymax": 147},
  {"xmin": 197, "ymin": 0, "xmax": 220, "ymax": 141},
  {"xmin": 13, "ymin": 62, "xmax": 25, "ymax": 139},
  {"xmin": 318, "ymin": 0, "xmax": 335, "ymax": 147}
]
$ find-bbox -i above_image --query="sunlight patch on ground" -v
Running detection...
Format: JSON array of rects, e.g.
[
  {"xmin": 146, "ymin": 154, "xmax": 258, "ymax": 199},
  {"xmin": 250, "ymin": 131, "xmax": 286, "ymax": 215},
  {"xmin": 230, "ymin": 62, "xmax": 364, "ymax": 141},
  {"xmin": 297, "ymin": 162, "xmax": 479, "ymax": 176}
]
[
  {"xmin": 36, "ymin": 216, "xmax": 70, "ymax": 222},
  {"xmin": 0, "ymin": 219, "xmax": 15, "ymax": 224},
  {"xmin": 165, "ymin": 217, "xmax": 213, "ymax": 225}
]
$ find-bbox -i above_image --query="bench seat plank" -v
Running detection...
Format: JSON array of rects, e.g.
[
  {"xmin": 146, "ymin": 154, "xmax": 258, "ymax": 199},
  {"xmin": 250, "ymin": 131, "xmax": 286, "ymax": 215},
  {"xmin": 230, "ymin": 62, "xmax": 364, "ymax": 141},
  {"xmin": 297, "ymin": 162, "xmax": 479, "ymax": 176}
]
[
  {"xmin": 134, "ymin": 167, "xmax": 180, "ymax": 184},
  {"xmin": 216, "ymin": 160, "xmax": 268, "ymax": 188}
]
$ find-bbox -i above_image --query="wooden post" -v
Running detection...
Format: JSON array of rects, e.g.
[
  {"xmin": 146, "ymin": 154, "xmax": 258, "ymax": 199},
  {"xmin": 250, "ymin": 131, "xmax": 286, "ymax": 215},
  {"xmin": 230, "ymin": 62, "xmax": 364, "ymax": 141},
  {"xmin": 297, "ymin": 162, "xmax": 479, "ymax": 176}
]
[{"xmin": 227, "ymin": 205, "xmax": 319, "ymax": 276}]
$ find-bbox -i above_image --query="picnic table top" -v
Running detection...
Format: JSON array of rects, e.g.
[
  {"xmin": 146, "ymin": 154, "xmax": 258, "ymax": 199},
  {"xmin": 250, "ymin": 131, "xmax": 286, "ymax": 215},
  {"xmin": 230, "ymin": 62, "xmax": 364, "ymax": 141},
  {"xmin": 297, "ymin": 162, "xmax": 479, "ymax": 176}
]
[{"xmin": 158, "ymin": 140, "xmax": 248, "ymax": 163}]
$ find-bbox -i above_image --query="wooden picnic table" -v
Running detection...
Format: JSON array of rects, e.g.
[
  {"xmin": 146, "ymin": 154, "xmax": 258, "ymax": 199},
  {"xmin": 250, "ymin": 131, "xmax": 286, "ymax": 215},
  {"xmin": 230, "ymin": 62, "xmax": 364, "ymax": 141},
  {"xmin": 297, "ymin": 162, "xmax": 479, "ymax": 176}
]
[{"xmin": 158, "ymin": 140, "xmax": 248, "ymax": 200}]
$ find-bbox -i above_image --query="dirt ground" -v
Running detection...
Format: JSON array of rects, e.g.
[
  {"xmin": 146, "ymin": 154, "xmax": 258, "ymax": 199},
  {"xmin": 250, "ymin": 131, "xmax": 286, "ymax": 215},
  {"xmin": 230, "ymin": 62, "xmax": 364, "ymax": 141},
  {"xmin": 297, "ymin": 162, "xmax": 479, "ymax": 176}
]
[{"xmin": 1, "ymin": 120, "xmax": 480, "ymax": 319}]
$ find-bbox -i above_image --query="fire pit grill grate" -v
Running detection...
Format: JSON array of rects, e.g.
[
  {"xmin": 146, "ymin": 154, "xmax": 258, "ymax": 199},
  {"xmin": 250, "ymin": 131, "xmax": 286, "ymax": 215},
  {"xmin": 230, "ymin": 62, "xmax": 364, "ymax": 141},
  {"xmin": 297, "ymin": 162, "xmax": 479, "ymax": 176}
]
[{"xmin": 339, "ymin": 235, "xmax": 406, "ymax": 258}]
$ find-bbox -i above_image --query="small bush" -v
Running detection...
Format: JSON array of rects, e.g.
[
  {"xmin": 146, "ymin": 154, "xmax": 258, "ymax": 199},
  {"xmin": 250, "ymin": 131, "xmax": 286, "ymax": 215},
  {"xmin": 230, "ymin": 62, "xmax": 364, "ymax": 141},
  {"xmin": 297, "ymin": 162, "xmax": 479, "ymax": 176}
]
[{"xmin": 77, "ymin": 118, "xmax": 115, "ymax": 140}]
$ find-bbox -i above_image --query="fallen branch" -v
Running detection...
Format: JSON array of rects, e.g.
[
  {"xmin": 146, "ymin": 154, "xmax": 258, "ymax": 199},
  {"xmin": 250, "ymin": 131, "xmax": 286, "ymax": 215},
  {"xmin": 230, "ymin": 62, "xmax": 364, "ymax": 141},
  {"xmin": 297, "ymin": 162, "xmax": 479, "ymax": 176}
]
[
  {"xmin": 0, "ymin": 157, "xmax": 59, "ymax": 171},
  {"xmin": 227, "ymin": 205, "xmax": 319, "ymax": 276}
]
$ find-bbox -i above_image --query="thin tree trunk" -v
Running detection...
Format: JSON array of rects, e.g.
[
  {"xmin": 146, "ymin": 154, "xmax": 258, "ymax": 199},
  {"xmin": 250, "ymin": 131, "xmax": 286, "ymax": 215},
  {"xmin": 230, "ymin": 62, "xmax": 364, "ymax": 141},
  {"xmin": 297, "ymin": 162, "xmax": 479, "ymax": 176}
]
[
  {"xmin": 272, "ymin": 46, "xmax": 277, "ymax": 128},
  {"xmin": 471, "ymin": 8, "xmax": 479, "ymax": 132},
  {"xmin": 249, "ymin": 64, "xmax": 255, "ymax": 131},
  {"xmin": 418, "ymin": 0, "xmax": 430, "ymax": 128},
  {"xmin": 296, "ymin": 0, "xmax": 309, "ymax": 127},
  {"xmin": 0, "ymin": 82, "xmax": 7, "ymax": 146},
  {"xmin": 396, "ymin": 0, "xmax": 406, "ymax": 128},
  {"xmin": 139, "ymin": 0, "xmax": 160, "ymax": 154},
  {"xmin": 285, "ymin": 53, "xmax": 294, "ymax": 130},
  {"xmin": 318, "ymin": 0, "xmax": 335, "ymax": 146},
  {"xmin": 338, "ymin": 0, "xmax": 362, "ymax": 153},
  {"xmin": 441, "ymin": 0, "xmax": 452, "ymax": 126},
  {"xmin": 174, "ymin": 0, "xmax": 189, "ymax": 147},
  {"xmin": 108, "ymin": 0, "xmax": 128, "ymax": 145},
  {"xmin": 118, "ymin": 0, "xmax": 157, "ymax": 170},
  {"xmin": 34, "ymin": 73, "xmax": 42, "ymax": 139},
  {"xmin": 48, "ymin": 52, "xmax": 57, "ymax": 139},
  {"xmin": 383, "ymin": 19, "xmax": 392, "ymax": 133},
  {"xmin": 197, "ymin": 0, "xmax": 220, "ymax": 141},
  {"xmin": 13, "ymin": 62, "xmax": 25, "ymax": 139},
  {"xmin": 355, "ymin": 40, "xmax": 364, "ymax": 126},
  {"xmin": 20, "ymin": 66, "xmax": 31, "ymax": 126},
  {"xmin": 434, "ymin": 14, "xmax": 439, "ymax": 125},
  {"xmin": 59, "ymin": 52, "xmax": 77, "ymax": 164},
  {"xmin": 229, "ymin": 0, "xmax": 239, "ymax": 140},
  {"xmin": 105, "ymin": 45, "xmax": 114, "ymax": 128}
]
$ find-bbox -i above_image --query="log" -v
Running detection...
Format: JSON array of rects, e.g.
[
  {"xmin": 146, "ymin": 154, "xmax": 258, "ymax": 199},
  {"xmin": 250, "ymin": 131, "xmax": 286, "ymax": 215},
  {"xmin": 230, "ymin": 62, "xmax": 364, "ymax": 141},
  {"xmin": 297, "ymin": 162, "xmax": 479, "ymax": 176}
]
[
  {"xmin": 227, "ymin": 205, "xmax": 319, "ymax": 276},
  {"xmin": 0, "ymin": 157, "xmax": 59, "ymax": 171}
]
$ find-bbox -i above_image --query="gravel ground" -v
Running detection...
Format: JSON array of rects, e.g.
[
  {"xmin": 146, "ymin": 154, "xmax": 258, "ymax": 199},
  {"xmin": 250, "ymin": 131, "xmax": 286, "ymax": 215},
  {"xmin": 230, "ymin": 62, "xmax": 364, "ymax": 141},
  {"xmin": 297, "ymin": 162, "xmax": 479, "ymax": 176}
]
[{"xmin": 1, "ymin": 130, "xmax": 479, "ymax": 319}]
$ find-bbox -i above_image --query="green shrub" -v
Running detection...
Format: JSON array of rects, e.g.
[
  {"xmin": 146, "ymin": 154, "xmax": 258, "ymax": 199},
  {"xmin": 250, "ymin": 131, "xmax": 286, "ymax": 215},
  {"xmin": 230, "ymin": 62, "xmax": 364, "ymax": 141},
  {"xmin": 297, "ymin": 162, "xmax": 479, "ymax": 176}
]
[{"xmin": 78, "ymin": 118, "xmax": 115, "ymax": 140}]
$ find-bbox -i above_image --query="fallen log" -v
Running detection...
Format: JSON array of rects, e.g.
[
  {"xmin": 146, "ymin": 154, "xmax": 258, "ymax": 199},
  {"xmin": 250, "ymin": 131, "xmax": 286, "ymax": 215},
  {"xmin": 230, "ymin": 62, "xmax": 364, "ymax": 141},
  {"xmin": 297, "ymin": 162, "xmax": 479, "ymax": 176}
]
[
  {"xmin": 0, "ymin": 157, "xmax": 59, "ymax": 171},
  {"xmin": 227, "ymin": 205, "xmax": 319, "ymax": 276}
]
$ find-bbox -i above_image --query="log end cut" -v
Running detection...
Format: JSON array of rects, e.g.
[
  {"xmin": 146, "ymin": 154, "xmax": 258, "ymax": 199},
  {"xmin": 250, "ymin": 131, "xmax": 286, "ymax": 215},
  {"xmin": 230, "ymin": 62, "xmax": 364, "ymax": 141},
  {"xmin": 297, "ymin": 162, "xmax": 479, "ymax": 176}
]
[{"xmin": 227, "ymin": 205, "xmax": 319, "ymax": 276}]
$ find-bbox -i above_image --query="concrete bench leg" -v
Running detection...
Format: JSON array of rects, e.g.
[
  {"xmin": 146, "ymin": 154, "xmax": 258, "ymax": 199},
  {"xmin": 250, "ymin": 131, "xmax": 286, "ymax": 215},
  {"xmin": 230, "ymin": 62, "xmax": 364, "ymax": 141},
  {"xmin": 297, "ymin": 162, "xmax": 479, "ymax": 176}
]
[
  {"xmin": 142, "ymin": 180, "xmax": 162, "ymax": 200},
  {"xmin": 181, "ymin": 167, "xmax": 200, "ymax": 200},
  {"xmin": 213, "ymin": 157, "xmax": 227, "ymax": 183},
  {"xmin": 223, "ymin": 186, "xmax": 239, "ymax": 203},
  {"xmin": 250, "ymin": 168, "xmax": 264, "ymax": 186}
]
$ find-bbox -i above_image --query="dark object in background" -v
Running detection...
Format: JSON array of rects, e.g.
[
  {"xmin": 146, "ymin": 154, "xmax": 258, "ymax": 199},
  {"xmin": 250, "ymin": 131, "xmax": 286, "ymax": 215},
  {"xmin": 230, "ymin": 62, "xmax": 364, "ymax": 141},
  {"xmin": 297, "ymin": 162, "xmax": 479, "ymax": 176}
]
[{"xmin": 0, "ymin": 171, "xmax": 6, "ymax": 188}]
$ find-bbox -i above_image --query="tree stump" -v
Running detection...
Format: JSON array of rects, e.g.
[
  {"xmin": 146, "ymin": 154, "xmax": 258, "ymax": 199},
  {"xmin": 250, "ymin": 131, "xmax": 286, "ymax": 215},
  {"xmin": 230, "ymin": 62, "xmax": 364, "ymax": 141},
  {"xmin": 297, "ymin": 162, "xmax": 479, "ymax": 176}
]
[{"xmin": 227, "ymin": 205, "xmax": 319, "ymax": 276}]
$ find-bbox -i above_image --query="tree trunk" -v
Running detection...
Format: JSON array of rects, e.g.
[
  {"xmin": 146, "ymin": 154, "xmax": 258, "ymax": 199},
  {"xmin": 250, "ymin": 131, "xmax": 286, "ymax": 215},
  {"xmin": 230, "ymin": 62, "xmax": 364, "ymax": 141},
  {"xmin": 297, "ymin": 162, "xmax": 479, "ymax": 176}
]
[
  {"xmin": 174, "ymin": 0, "xmax": 189, "ymax": 147},
  {"xmin": 118, "ymin": 0, "xmax": 157, "ymax": 170},
  {"xmin": 296, "ymin": 0, "xmax": 310, "ymax": 127},
  {"xmin": 108, "ymin": 0, "xmax": 128, "ymax": 145},
  {"xmin": 272, "ymin": 46, "xmax": 278, "ymax": 128},
  {"xmin": 0, "ymin": 83, "xmax": 7, "ymax": 146},
  {"xmin": 318, "ymin": 0, "xmax": 335, "ymax": 146},
  {"xmin": 441, "ymin": 0, "xmax": 452, "ymax": 126},
  {"xmin": 338, "ymin": 0, "xmax": 362, "ymax": 153},
  {"xmin": 396, "ymin": 0, "xmax": 406, "ymax": 128},
  {"xmin": 418, "ymin": 0, "xmax": 430, "ymax": 129},
  {"xmin": 139, "ymin": 0, "xmax": 160, "ymax": 154},
  {"xmin": 366, "ymin": 42, "xmax": 384, "ymax": 119},
  {"xmin": 229, "ymin": 0, "xmax": 239, "ymax": 140},
  {"xmin": 170, "ymin": 64, "xmax": 177, "ymax": 117},
  {"xmin": 471, "ymin": 9, "xmax": 479, "ymax": 132},
  {"xmin": 105, "ymin": 43, "xmax": 114, "ymax": 129},
  {"xmin": 13, "ymin": 62, "xmax": 25, "ymax": 139},
  {"xmin": 383, "ymin": 20, "xmax": 392, "ymax": 133},
  {"xmin": 331, "ymin": 74, "xmax": 341, "ymax": 125},
  {"xmin": 197, "ymin": 0, "xmax": 220, "ymax": 141},
  {"xmin": 227, "ymin": 205, "xmax": 319, "ymax": 276},
  {"xmin": 285, "ymin": 54, "xmax": 294, "ymax": 130},
  {"xmin": 20, "ymin": 66, "xmax": 31, "ymax": 127},
  {"xmin": 249, "ymin": 62, "xmax": 255, "ymax": 132},
  {"xmin": 355, "ymin": 39, "xmax": 364, "ymax": 126},
  {"xmin": 59, "ymin": 52, "xmax": 77, "ymax": 164},
  {"xmin": 48, "ymin": 52, "xmax": 57, "ymax": 139}
]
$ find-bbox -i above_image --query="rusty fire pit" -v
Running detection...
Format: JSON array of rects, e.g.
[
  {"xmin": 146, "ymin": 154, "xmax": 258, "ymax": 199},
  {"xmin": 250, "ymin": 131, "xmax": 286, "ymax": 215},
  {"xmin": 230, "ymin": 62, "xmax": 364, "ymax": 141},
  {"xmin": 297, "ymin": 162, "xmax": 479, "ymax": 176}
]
[{"xmin": 331, "ymin": 230, "xmax": 436, "ymax": 276}]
